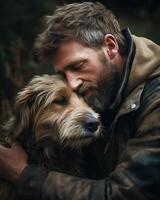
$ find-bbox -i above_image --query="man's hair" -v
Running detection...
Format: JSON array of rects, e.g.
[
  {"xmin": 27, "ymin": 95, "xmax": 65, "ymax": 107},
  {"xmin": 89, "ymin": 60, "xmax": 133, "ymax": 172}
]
[{"xmin": 35, "ymin": 2, "xmax": 126, "ymax": 61}]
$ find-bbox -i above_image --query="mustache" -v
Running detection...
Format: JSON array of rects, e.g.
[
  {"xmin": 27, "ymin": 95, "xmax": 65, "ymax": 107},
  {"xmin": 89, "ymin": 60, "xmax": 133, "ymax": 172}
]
[{"xmin": 78, "ymin": 82, "xmax": 98, "ymax": 95}]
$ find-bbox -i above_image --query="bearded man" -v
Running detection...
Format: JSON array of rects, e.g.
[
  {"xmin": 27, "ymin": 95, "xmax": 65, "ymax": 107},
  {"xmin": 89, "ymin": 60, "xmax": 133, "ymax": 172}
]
[{"xmin": 0, "ymin": 2, "xmax": 160, "ymax": 200}]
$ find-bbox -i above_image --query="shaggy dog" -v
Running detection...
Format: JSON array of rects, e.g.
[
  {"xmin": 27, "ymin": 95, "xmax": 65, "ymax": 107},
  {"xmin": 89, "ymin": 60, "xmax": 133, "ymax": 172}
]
[{"xmin": 0, "ymin": 74, "xmax": 102, "ymax": 200}]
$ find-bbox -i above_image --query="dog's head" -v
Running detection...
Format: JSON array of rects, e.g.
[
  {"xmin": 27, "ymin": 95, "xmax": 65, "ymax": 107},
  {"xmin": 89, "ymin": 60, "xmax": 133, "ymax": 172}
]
[{"xmin": 7, "ymin": 75, "xmax": 102, "ymax": 148}]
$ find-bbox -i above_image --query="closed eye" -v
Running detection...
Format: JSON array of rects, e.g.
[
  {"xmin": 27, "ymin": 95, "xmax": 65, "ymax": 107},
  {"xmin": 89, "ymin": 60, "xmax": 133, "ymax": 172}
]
[
  {"xmin": 53, "ymin": 97, "xmax": 68, "ymax": 106},
  {"xmin": 70, "ymin": 60, "xmax": 87, "ymax": 71}
]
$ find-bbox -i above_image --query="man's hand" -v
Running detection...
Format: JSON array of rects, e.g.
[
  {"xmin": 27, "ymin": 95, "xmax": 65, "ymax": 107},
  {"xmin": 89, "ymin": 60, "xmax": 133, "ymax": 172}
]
[{"xmin": 0, "ymin": 142, "xmax": 28, "ymax": 182}]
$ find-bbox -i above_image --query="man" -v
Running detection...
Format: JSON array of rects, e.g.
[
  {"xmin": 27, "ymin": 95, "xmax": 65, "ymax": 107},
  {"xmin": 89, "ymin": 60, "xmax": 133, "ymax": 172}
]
[{"xmin": 0, "ymin": 2, "xmax": 160, "ymax": 199}]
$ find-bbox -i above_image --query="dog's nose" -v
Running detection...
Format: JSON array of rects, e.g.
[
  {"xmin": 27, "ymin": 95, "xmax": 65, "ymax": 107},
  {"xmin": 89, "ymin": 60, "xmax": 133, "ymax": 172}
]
[{"xmin": 85, "ymin": 117, "xmax": 100, "ymax": 132}]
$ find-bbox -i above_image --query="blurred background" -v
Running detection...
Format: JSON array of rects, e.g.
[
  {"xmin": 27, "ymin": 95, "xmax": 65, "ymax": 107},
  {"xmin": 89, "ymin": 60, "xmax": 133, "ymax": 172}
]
[{"xmin": 0, "ymin": 0, "xmax": 160, "ymax": 124}]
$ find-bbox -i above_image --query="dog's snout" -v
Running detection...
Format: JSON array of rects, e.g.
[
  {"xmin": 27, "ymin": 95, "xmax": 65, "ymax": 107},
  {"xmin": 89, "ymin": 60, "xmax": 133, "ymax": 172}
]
[{"xmin": 85, "ymin": 117, "xmax": 100, "ymax": 132}]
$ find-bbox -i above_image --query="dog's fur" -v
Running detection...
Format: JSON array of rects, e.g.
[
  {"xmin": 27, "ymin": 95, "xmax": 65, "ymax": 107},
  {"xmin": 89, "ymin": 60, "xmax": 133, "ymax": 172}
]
[{"xmin": 0, "ymin": 74, "xmax": 103, "ymax": 200}]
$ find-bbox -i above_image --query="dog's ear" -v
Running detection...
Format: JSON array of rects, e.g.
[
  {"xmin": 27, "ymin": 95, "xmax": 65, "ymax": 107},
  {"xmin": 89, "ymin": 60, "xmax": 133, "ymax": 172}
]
[
  {"xmin": 0, "ymin": 85, "xmax": 34, "ymax": 144},
  {"xmin": 12, "ymin": 86, "xmax": 35, "ymax": 139}
]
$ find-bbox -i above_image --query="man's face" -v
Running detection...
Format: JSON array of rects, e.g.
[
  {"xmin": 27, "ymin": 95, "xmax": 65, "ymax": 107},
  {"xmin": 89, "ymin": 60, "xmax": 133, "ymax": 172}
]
[{"xmin": 52, "ymin": 40, "xmax": 120, "ymax": 113}]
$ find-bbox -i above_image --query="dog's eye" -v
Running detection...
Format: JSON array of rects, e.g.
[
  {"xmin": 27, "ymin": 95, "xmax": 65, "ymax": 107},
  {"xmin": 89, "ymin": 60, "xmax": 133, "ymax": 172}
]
[{"xmin": 53, "ymin": 97, "xmax": 67, "ymax": 105}]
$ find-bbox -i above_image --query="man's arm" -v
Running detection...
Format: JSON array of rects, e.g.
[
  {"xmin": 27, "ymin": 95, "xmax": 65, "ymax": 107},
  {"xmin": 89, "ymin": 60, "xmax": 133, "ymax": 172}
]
[{"xmin": 0, "ymin": 144, "xmax": 106, "ymax": 200}]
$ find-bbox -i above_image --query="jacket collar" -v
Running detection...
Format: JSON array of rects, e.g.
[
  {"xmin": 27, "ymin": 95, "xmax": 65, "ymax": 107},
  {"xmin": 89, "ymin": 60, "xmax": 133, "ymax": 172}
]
[
  {"xmin": 110, "ymin": 28, "xmax": 160, "ymax": 117},
  {"xmin": 119, "ymin": 29, "xmax": 160, "ymax": 116},
  {"xmin": 104, "ymin": 29, "xmax": 160, "ymax": 153},
  {"xmin": 109, "ymin": 28, "xmax": 135, "ymax": 111},
  {"xmin": 125, "ymin": 34, "xmax": 160, "ymax": 95}
]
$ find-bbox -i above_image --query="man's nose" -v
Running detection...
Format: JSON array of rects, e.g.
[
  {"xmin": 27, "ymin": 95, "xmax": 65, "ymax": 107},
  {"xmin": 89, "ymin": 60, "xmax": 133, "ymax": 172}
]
[{"xmin": 66, "ymin": 72, "xmax": 83, "ymax": 92}]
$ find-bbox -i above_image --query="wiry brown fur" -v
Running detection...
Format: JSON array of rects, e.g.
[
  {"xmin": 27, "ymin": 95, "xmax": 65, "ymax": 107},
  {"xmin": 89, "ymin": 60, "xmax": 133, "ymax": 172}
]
[{"xmin": 0, "ymin": 74, "xmax": 103, "ymax": 200}]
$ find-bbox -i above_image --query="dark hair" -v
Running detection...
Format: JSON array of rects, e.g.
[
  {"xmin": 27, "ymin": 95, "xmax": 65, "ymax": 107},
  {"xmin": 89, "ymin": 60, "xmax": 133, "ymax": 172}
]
[{"xmin": 35, "ymin": 2, "xmax": 126, "ymax": 61}]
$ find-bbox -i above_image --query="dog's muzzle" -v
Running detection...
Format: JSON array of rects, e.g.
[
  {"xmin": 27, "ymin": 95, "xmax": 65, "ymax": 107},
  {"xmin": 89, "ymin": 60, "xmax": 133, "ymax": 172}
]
[
  {"xmin": 84, "ymin": 116, "xmax": 100, "ymax": 133},
  {"xmin": 81, "ymin": 115, "xmax": 100, "ymax": 138}
]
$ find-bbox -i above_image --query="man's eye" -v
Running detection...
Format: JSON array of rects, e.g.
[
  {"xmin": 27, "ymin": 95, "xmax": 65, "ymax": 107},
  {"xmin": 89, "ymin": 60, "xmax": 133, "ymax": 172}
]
[
  {"xmin": 75, "ymin": 62, "xmax": 83, "ymax": 68},
  {"xmin": 53, "ymin": 97, "xmax": 67, "ymax": 105},
  {"xmin": 72, "ymin": 62, "xmax": 86, "ymax": 71}
]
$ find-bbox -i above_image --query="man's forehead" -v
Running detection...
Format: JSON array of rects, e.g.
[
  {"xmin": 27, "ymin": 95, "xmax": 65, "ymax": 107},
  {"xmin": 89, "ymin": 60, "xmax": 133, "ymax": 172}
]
[
  {"xmin": 56, "ymin": 40, "xmax": 85, "ymax": 53},
  {"xmin": 52, "ymin": 42, "xmax": 90, "ymax": 71}
]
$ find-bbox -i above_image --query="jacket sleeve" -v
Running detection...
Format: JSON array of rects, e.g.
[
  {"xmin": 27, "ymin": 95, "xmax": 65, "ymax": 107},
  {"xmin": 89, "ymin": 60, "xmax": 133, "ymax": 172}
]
[
  {"xmin": 17, "ymin": 166, "xmax": 106, "ymax": 200},
  {"xmin": 17, "ymin": 76, "xmax": 160, "ymax": 200}
]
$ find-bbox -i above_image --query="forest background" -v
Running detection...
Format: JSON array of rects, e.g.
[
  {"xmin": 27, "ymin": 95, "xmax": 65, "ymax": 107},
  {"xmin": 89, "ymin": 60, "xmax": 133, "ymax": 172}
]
[{"xmin": 0, "ymin": 0, "xmax": 160, "ymax": 123}]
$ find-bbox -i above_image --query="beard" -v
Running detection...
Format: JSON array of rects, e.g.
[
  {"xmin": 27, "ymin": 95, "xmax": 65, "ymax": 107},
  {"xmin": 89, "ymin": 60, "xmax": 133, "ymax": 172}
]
[{"xmin": 78, "ymin": 56, "xmax": 120, "ymax": 113}]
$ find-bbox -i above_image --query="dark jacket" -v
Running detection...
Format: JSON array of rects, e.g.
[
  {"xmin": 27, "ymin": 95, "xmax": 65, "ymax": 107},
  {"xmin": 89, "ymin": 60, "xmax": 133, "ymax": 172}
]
[{"xmin": 18, "ymin": 29, "xmax": 160, "ymax": 200}]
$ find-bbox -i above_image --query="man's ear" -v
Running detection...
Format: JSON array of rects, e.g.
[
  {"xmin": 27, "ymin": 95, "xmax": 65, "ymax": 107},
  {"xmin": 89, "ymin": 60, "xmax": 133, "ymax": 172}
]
[{"xmin": 102, "ymin": 34, "xmax": 119, "ymax": 59}]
